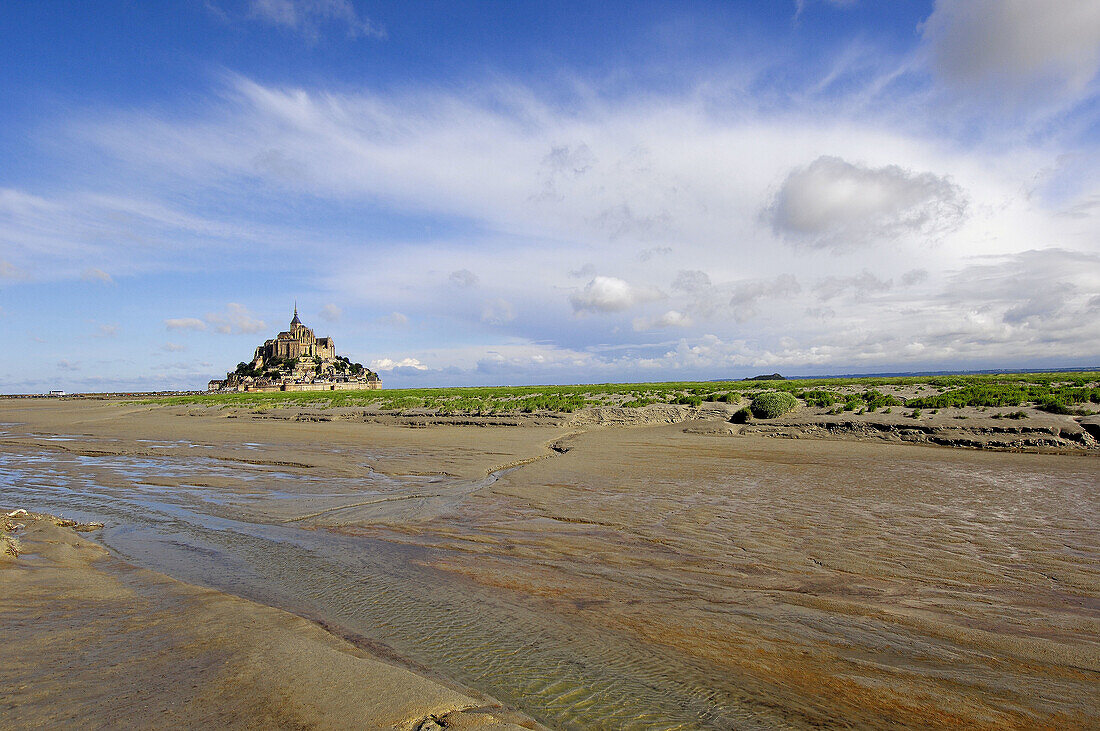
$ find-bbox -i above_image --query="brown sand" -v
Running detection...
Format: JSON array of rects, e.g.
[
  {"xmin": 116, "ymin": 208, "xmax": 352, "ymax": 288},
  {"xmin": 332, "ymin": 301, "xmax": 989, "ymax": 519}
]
[{"xmin": 0, "ymin": 397, "xmax": 1097, "ymax": 728}]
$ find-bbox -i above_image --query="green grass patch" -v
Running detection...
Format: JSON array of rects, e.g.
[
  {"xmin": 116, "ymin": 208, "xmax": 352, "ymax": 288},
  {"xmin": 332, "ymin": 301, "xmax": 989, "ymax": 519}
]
[{"xmin": 133, "ymin": 370, "xmax": 1100, "ymax": 416}]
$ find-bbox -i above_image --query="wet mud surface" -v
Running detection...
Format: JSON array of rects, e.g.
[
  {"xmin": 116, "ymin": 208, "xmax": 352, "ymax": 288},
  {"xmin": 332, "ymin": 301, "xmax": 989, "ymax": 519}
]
[{"xmin": 0, "ymin": 400, "xmax": 1097, "ymax": 728}]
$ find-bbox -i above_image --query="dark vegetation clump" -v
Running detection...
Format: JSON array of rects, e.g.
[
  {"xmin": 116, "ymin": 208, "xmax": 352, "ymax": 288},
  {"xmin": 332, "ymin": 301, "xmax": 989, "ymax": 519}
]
[
  {"xmin": 234, "ymin": 361, "xmax": 263, "ymax": 379},
  {"xmin": 750, "ymin": 391, "xmax": 799, "ymax": 419},
  {"xmin": 730, "ymin": 407, "xmax": 752, "ymax": 423},
  {"xmin": 798, "ymin": 390, "xmax": 839, "ymax": 408},
  {"xmin": 992, "ymin": 411, "xmax": 1028, "ymax": 420}
]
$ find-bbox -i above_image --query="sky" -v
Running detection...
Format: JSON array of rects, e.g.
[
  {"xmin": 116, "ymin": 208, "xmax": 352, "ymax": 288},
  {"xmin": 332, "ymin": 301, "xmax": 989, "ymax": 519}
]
[{"xmin": 2, "ymin": 0, "xmax": 1099, "ymax": 393}]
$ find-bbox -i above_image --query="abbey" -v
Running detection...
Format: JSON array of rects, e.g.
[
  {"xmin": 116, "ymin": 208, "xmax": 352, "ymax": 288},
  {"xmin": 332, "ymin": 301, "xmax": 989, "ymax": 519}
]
[
  {"xmin": 208, "ymin": 306, "xmax": 381, "ymax": 392},
  {"xmin": 259, "ymin": 309, "xmax": 336, "ymax": 362}
]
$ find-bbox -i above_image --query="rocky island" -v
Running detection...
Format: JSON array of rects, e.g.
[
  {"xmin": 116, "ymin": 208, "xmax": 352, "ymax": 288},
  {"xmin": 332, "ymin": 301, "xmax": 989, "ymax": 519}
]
[{"xmin": 207, "ymin": 306, "xmax": 381, "ymax": 393}]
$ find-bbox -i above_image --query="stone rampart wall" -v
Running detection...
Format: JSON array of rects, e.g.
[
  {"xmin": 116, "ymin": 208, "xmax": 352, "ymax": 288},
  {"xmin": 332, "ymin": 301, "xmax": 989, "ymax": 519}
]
[{"xmin": 242, "ymin": 381, "xmax": 382, "ymax": 393}]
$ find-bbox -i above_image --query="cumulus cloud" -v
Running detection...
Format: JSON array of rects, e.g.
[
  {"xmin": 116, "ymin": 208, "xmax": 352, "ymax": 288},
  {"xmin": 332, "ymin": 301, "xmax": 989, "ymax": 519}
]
[
  {"xmin": 379, "ymin": 311, "xmax": 409, "ymax": 327},
  {"xmin": 449, "ymin": 269, "xmax": 479, "ymax": 287},
  {"xmin": 80, "ymin": 268, "xmax": 113, "ymax": 284},
  {"xmin": 729, "ymin": 274, "xmax": 801, "ymax": 322},
  {"xmin": 570, "ymin": 276, "xmax": 662, "ymax": 314},
  {"xmin": 921, "ymin": 0, "xmax": 1100, "ymax": 109},
  {"xmin": 205, "ymin": 303, "xmax": 265, "ymax": 334},
  {"xmin": 671, "ymin": 269, "xmax": 712, "ymax": 294},
  {"xmin": 767, "ymin": 156, "xmax": 968, "ymax": 248},
  {"xmin": 632, "ymin": 310, "xmax": 692, "ymax": 331},
  {"xmin": 93, "ymin": 323, "xmax": 119, "ymax": 338},
  {"xmin": 165, "ymin": 317, "xmax": 207, "ymax": 331},
  {"xmin": 481, "ymin": 298, "xmax": 516, "ymax": 325},
  {"xmin": 249, "ymin": 0, "xmax": 384, "ymax": 42},
  {"xmin": 162, "ymin": 342, "xmax": 187, "ymax": 352},
  {"xmin": 318, "ymin": 303, "xmax": 342, "ymax": 321},
  {"xmin": 814, "ymin": 270, "xmax": 892, "ymax": 301},
  {"xmin": 370, "ymin": 357, "xmax": 428, "ymax": 371}
]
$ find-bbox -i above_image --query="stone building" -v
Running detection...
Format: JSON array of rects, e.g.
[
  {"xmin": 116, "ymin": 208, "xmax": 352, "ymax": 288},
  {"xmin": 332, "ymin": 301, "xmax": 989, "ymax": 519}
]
[
  {"xmin": 207, "ymin": 305, "xmax": 381, "ymax": 392},
  {"xmin": 255, "ymin": 307, "xmax": 336, "ymax": 363}
]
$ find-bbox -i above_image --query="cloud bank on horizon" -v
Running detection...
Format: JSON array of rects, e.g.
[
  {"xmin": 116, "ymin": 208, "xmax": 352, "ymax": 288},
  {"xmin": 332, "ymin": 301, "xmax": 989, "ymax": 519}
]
[{"xmin": 1, "ymin": 0, "xmax": 1099, "ymax": 392}]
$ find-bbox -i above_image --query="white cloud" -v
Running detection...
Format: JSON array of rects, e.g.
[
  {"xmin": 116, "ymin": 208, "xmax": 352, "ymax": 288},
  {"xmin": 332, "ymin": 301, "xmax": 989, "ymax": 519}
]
[
  {"xmin": 481, "ymin": 298, "xmax": 516, "ymax": 325},
  {"xmin": 12, "ymin": 65, "xmax": 1098, "ymax": 387},
  {"xmin": 93, "ymin": 323, "xmax": 119, "ymax": 339},
  {"xmin": 767, "ymin": 156, "xmax": 967, "ymax": 248},
  {"xmin": 205, "ymin": 303, "xmax": 265, "ymax": 335},
  {"xmin": 318, "ymin": 303, "xmax": 342, "ymax": 321},
  {"xmin": 370, "ymin": 357, "xmax": 428, "ymax": 371},
  {"xmin": 729, "ymin": 274, "xmax": 801, "ymax": 322},
  {"xmin": 449, "ymin": 269, "xmax": 479, "ymax": 287},
  {"xmin": 81, "ymin": 268, "xmax": 114, "ymax": 284},
  {"xmin": 671, "ymin": 270, "xmax": 712, "ymax": 294},
  {"xmin": 570, "ymin": 276, "xmax": 662, "ymax": 314},
  {"xmin": 901, "ymin": 268, "xmax": 929, "ymax": 286},
  {"xmin": 632, "ymin": 310, "xmax": 692, "ymax": 331},
  {"xmin": 813, "ymin": 270, "xmax": 892, "ymax": 301},
  {"xmin": 249, "ymin": 0, "xmax": 384, "ymax": 41},
  {"xmin": 637, "ymin": 246, "xmax": 673, "ymax": 261},
  {"xmin": 162, "ymin": 342, "xmax": 187, "ymax": 352},
  {"xmin": 921, "ymin": 0, "xmax": 1100, "ymax": 109},
  {"xmin": 0, "ymin": 260, "xmax": 23, "ymax": 280},
  {"xmin": 0, "ymin": 186, "xmax": 274, "ymax": 282},
  {"xmin": 379, "ymin": 311, "xmax": 409, "ymax": 327},
  {"xmin": 165, "ymin": 317, "xmax": 207, "ymax": 331}
]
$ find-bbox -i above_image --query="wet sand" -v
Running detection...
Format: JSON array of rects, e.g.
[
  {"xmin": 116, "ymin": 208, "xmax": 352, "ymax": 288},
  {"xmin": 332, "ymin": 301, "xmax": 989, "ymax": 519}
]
[
  {"xmin": 1, "ymin": 398, "xmax": 1097, "ymax": 728},
  {"xmin": 0, "ymin": 513, "xmax": 538, "ymax": 730}
]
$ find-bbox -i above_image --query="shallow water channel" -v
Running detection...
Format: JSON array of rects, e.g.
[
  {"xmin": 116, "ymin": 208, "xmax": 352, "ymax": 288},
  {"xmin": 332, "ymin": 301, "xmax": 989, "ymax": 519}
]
[{"xmin": 1, "ymin": 442, "xmax": 759, "ymax": 729}]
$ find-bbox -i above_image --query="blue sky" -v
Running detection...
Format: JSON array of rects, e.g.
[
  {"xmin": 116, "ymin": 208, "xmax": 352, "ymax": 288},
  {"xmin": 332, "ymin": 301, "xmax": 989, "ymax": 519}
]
[{"xmin": 2, "ymin": 0, "xmax": 1099, "ymax": 392}]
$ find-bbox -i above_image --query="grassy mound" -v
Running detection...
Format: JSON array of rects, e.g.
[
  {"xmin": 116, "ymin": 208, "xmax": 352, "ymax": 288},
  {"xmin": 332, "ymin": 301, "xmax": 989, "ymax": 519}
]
[{"xmin": 750, "ymin": 391, "xmax": 799, "ymax": 419}]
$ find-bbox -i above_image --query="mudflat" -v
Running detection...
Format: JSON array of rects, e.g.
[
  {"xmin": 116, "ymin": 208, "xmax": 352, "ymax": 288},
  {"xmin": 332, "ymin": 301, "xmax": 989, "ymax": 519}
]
[
  {"xmin": 1, "ymin": 398, "xmax": 1097, "ymax": 728},
  {"xmin": 0, "ymin": 512, "xmax": 538, "ymax": 730}
]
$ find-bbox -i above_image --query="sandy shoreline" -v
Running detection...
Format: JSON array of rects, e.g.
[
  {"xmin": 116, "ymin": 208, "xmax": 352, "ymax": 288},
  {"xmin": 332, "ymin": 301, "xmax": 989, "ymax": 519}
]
[
  {"xmin": 1, "ymin": 397, "xmax": 1097, "ymax": 728},
  {"xmin": 0, "ymin": 510, "xmax": 538, "ymax": 730}
]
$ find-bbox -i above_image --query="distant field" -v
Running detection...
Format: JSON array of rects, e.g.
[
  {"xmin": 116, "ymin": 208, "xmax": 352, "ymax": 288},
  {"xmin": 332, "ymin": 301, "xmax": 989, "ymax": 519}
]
[{"xmin": 138, "ymin": 371, "xmax": 1100, "ymax": 416}]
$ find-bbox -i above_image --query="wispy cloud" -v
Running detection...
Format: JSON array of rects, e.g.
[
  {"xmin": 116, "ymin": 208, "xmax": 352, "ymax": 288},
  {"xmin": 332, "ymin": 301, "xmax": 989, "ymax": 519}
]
[
  {"xmin": 8, "ymin": 3, "xmax": 1100, "ymax": 390},
  {"xmin": 165, "ymin": 317, "xmax": 207, "ymax": 332},
  {"xmin": 205, "ymin": 303, "xmax": 265, "ymax": 334},
  {"xmin": 248, "ymin": 0, "xmax": 384, "ymax": 42},
  {"xmin": 318, "ymin": 303, "xmax": 342, "ymax": 321},
  {"xmin": 80, "ymin": 268, "xmax": 114, "ymax": 285}
]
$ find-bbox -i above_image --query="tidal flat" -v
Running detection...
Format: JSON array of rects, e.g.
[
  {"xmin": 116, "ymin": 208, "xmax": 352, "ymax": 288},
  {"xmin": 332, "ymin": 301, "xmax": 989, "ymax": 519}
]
[{"xmin": 1, "ymin": 398, "xmax": 1097, "ymax": 729}]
